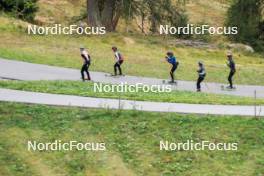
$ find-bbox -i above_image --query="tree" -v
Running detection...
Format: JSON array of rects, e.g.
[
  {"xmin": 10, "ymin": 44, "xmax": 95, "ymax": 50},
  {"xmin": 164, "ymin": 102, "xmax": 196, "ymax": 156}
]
[
  {"xmin": 226, "ymin": 0, "xmax": 264, "ymax": 51},
  {"xmin": 121, "ymin": 0, "xmax": 136, "ymax": 32},
  {"xmin": 132, "ymin": 0, "xmax": 188, "ymax": 34},
  {"xmin": 0, "ymin": 0, "xmax": 38, "ymax": 22},
  {"xmin": 134, "ymin": 0, "xmax": 149, "ymax": 33},
  {"xmin": 87, "ymin": 0, "xmax": 122, "ymax": 31},
  {"xmin": 86, "ymin": 0, "xmax": 188, "ymax": 33}
]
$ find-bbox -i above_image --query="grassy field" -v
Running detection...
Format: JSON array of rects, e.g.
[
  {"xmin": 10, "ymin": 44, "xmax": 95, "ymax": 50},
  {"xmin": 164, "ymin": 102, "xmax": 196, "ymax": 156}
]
[
  {"xmin": 0, "ymin": 16, "xmax": 264, "ymax": 86},
  {"xmin": 0, "ymin": 80, "xmax": 264, "ymax": 105},
  {"xmin": 0, "ymin": 102, "xmax": 263, "ymax": 176}
]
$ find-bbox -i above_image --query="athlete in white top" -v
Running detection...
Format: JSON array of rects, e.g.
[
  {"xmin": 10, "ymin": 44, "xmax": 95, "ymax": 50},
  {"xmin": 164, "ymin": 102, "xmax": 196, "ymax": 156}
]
[
  {"xmin": 80, "ymin": 47, "xmax": 91, "ymax": 81},
  {"xmin": 81, "ymin": 50, "xmax": 90, "ymax": 63},
  {"xmin": 114, "ymin": 51, "xmax": 122, "ymax": 62}
]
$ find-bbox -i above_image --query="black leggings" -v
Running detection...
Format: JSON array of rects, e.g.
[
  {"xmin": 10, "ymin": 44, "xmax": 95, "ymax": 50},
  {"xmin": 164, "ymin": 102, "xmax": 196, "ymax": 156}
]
[
  {"xmin": 81, "ymin": 63, "xmax": 90, "ymax": 80},
  {"xmin": 170, "ymin": 64, "xmax": 177, "ymax": 81},
  {"xmin": 228, "ymin": 70, "xmax": 236, "ymax": 88},
  {"xmin": 197, "ymin": 76, "xmax": 205, "ymax": 90},
  {"xmin": 114, "ymin": 60, "xmax": 123, "ymax": 75}
]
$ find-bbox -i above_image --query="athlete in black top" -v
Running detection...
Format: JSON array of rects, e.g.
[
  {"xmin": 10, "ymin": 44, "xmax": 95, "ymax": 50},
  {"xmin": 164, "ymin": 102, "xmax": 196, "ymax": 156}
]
[
  {"xmin": 80, "ymin": 48, "xmax": 91, "ymax": 81},
  {"xmin": 227, "ymin": 53, "xmax": 236, "ymax": 89},
  {"xmin": 196, "ymin": 61, "xmax": 206, "ymax": 92}
]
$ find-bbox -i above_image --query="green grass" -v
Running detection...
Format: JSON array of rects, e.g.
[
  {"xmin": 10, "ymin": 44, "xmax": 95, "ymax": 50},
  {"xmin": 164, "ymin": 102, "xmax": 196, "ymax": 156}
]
[
  {"xmin": 0, "ymin": 102, "xmax": 263, "ymax": 176},
  {"xmin": 0, "ymin": 80, "xmax": 263, "ymax": 105},
  {"xmin": 0, "ymin": 16, "xmax": 264, "ymax": 86}
]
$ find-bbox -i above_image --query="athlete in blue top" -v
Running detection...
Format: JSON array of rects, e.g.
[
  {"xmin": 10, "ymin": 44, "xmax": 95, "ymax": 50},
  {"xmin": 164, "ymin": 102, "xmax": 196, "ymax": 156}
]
[
  {"xmin": 167, "ymin": 54, "xmax": 176, "ymax": 65},
  {"xmin": 166, "ymin": 52, "xmax": 179, "ymax": 83}
]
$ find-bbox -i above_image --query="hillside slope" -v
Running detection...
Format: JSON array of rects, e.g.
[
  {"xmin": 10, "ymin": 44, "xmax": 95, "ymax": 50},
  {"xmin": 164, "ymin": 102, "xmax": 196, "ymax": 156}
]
[
  {"xmin": 35, "ymin": 0, "xmax": 86, "ymax": 24},
  {"xmin": 1, "ymin": 0, "xmax": 263, "ymax": 86},
  {"xmin": 35, "ymin": 0, "xmax": 231, "ymax": 27},
  {"xmin": 0, "ymin": 14, "xmax": 264, "ymax": 85},
  {"xmin": 185, "ymin": 0, "xmax": 231, "ymax": 26}
]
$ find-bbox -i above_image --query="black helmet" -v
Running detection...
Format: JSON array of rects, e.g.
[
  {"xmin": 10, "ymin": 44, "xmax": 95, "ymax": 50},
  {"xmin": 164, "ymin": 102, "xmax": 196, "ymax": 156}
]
[
  {"xmin": 198, "ymin": 61, "xmax": 203, "ymax": 66},
  {"xmin": 166, "ymin": 51, "xmax": 173, "ymax": 56}
]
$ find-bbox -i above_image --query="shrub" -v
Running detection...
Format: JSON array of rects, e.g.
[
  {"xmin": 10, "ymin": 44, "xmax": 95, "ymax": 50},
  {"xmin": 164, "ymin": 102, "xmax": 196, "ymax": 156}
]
[
  {"xmin": 226, "ymin": 0, "xmax": 264, "ymax": 52},
  {"xmin": 0, "ymin": 0, "xmax": 38, "ymax": 22}
]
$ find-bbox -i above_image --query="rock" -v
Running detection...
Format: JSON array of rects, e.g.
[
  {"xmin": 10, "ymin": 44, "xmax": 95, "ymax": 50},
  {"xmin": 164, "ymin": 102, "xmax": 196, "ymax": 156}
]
[
  {"xmin": 170, "ymin": 39, "xmax": 217, "ymax": 49},
  {"xmin": 227, "ymin": 43, "xmax": 254, "ymax": 53}
]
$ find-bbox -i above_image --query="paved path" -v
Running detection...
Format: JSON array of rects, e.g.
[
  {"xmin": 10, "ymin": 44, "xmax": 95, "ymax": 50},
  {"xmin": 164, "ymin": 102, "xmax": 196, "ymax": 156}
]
[
  {"xmin": 0, "ymin": 88, "xmax": 263, "ymax": 117},
  {"xmin": 0, "ymin": 58, "xmax": 264, "ymax": 98}
]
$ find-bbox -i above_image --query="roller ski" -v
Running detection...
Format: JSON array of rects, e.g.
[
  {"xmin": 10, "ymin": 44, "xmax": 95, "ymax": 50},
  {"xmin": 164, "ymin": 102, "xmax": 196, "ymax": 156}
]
[
  {"xmin": 105, "ymin": 74, "xmax": 125, "ymax": 77},
  {"xmin": 162, "ymin": 80, "xmax": 178, "ymax": 85},
  {"xmin": 221, "ymin": 85, "xmax": 236, "ymax": 91}
]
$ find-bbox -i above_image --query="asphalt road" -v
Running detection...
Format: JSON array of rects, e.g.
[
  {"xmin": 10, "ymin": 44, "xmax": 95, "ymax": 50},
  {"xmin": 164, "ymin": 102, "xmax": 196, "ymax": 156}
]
[
  {"xmin": 0, "ymin": 88, "xmax": 263, "ymax": 117},
  {"xmin": 0, "ymin": 58, "xmax": 263, "ymax": 98}
]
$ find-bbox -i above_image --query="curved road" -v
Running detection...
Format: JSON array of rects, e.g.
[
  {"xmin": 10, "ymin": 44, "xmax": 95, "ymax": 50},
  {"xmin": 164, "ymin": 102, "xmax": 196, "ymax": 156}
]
[
  {"xmin": 0, "ymin": 58, "xmax": 264, "ymax": 98},
  {"xmin": 0, "ymin": 88, "xmax": 263, "ymax": 117}
]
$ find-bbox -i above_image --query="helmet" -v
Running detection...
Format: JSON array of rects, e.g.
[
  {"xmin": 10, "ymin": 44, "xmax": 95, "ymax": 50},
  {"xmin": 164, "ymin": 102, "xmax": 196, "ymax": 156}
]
[{"xmin": 166, "ymin": 51, "xmax": 173, "ymax": 56}]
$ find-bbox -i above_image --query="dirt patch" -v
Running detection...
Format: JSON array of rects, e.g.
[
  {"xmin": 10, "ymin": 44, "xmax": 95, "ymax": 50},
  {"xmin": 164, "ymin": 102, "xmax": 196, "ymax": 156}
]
[{"xmin": 123, "ymin": 37, "xmax": 135, "ymax": 45}]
